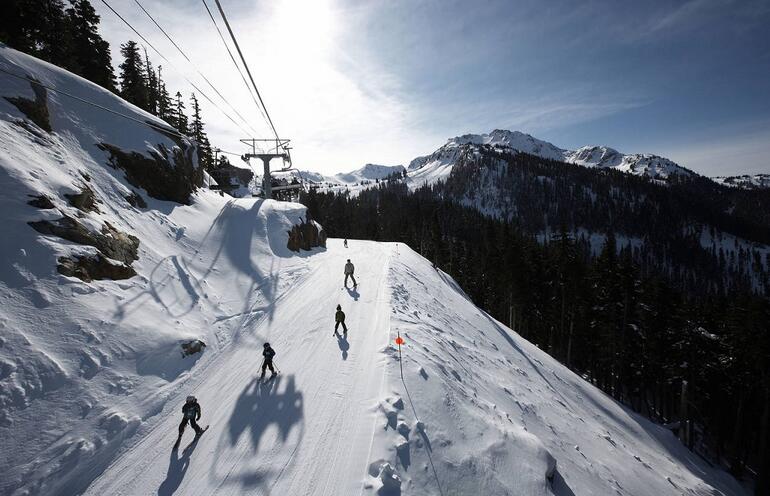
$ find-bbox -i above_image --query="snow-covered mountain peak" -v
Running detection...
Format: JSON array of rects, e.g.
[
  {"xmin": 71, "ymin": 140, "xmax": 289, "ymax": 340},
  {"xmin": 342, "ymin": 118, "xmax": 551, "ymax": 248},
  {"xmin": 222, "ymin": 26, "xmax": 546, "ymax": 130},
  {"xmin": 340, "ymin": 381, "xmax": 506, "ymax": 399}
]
[
  {"xmin": 406, "ymin": 129, "xmax": 695, "ymax": 186},
  {"xmin": 449, "ymin": 129, "xmax": 566, "ymax": 161}
]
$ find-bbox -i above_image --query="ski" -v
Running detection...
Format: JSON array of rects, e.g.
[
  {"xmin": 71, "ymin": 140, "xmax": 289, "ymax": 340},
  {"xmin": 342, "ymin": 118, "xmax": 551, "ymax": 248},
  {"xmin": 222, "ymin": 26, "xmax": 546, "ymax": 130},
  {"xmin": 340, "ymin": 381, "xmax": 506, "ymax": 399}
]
[{"xmin": 195, "ymin": 425, "xmax": 209, "ymax": 437}]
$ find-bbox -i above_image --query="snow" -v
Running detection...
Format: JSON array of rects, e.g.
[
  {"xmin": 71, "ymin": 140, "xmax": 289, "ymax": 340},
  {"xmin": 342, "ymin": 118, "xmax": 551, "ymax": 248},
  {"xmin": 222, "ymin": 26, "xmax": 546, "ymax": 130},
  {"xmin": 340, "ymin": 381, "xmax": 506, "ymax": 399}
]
[
  {"xmin": 711, "ymin": 173, "xmax": 770, "ymax": 189},
  {"xmin": 0, "ymin": 45, "xmax": 747, "ymax": 496},
  {"xmin": 300, "ymin": 163, "xmax": 405, "ymax": 196},
  {"xmin": 402, "ymin": 129, "xmax": 696, "ymax": 189}
]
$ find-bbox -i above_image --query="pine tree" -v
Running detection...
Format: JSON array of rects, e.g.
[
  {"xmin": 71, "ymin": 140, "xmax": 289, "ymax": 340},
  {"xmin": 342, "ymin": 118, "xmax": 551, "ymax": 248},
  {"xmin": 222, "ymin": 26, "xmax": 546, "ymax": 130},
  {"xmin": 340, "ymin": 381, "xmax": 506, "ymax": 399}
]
[
  {"xmin": 1, "ymin": 0, "xmax": 76, "ymax": 70},
  {"xmin": 156, "ymin": 65, "xmax": 173, "ymax": 125},
  {"xmin": 143, "ymin": 48, "xmax": 159, "ymax": 116},
  {"xmin": 174, "ymin": 91, "xmax": 189, "ymax": 135},
  {"xmin": 118, "ymin": 41, "xmax": 149, "ymax": 111},
  {"xmin": 189, "ymin": 93, "xmax": 213, "ymax": 168},
  {"xmin": 66, "ymin": 0, "xmax": 116, "ymax": 92}
]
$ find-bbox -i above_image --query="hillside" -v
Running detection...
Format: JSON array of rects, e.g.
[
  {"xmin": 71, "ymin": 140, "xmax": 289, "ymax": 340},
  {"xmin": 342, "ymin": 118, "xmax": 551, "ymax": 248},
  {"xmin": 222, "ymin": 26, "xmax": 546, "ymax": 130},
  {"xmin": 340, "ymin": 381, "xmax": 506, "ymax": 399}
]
[
  {"xmin": 0, "ymin": 46, "xmax": 749, "ymax": 496},
  {"xmin": 406, "ymin": 130, "xmax": 696, "ymax": 186},
  {"xmin": 301, "ymin": 163, "xmax": 406, "ymax": 196}
]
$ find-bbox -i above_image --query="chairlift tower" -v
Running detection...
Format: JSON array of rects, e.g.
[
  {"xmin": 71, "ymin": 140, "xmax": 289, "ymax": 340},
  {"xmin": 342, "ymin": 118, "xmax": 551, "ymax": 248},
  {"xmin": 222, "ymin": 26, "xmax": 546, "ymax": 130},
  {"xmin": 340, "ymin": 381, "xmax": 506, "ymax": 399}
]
[{"xmin": 240, "ymin": 138, "xmax": 292, "ymax": 199}]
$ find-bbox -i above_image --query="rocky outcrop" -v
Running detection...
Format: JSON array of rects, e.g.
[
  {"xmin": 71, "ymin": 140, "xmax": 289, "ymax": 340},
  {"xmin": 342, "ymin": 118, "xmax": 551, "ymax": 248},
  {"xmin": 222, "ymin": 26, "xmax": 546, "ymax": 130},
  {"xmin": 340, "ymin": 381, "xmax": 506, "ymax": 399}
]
[
  {"xmin": 27, "ymin": 194, "xmax": 55, "ymax": 209},
  {"xmin": 287, "ymin": 216, "xmax": 327, "ymax": 252},
  {"xmin": 64, "ymin": 185, "xmax": 99, "ymax": 213},
  {"xmin": 28, "ymin": 216, "xmax": 139, "ymax": 265},
  {"xmin": 57, "ymin": 254, "xmax": 136, "ymax": 282},
  {"xmin": 209, "ymin": 164, "xmax": 254, "ymax": 197},
  {"xmin": 98, "ymin": 139, "xmax": 203, "ymax": 205},
  {"xmin": 180, "ymin": 339, "xmax": 207, "ymax": 358},
  {"xmin": 4, "ymin": 78, "xmax": 51, "ymax": 133},
  {"xmin": 124, "ymin": 190, "xmax": 147, "ymax": 208}
]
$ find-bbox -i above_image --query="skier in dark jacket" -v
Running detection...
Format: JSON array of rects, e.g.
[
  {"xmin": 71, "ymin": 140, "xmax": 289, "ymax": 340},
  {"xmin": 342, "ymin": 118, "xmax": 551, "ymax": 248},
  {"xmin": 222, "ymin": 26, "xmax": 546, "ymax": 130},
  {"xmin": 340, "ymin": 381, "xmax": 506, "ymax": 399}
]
[
  {"xmin": 344, "ymin": 259, "xmax": 357, "ymax": 288},
  {"xmin": 334, "ymin": 304, "xmax": 347, "ymax": 335},
  {"xmin": 343, "ymin": 238, "xmax": 348, "ymax": 248},
  {"xmin": 261, "ymin": 342, "xmax": 277, "ymax": 380},
  {"xmin": 178, "ymin": 395, "xmax": 203, "ymax": 439}
]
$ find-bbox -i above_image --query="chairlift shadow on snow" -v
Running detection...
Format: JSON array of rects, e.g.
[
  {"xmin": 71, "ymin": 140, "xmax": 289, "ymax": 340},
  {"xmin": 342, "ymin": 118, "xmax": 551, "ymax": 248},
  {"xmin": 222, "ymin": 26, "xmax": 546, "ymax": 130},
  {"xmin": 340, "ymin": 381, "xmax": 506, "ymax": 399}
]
[
  {"xmin": 157, "ymin": 432, "xmax": 202, "ymax": 496},
  {"xmin": 335, "ymin": 332, "xmax": 349, "ymax": 360},
  {"xmin": 211, "ymin": 374, "xmax": 304, "ymax": 492}
]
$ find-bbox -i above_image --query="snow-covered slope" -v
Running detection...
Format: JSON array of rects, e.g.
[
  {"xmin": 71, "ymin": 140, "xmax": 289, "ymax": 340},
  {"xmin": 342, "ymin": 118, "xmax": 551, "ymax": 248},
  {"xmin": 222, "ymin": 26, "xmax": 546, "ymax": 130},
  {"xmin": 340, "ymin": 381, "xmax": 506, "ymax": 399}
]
[
  {"xmin": 712, "ymin": 173, "xmax": 770, "ymax": 189},
  {"xmin": 301, "ymin": 163, "xmax": 405, "ymax": 195},
  {"xmin": 0, "ymin": 46, "xmax": 746, "ymax": 496},
  {"xmin": 407, "ymin": 129, "xmax": 696, "ymax": 187}
]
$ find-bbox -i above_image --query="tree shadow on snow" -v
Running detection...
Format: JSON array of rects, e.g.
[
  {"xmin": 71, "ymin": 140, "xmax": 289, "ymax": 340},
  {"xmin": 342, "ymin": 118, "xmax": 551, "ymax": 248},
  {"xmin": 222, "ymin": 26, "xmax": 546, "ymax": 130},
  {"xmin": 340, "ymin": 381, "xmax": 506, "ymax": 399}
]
[
  {"xmin": 157, "ymin": 433, "xmax": 202, "ymax": 496},
  {"xmin": 336, "ymin": 332, "xmax": 349, "ymax": 360}
]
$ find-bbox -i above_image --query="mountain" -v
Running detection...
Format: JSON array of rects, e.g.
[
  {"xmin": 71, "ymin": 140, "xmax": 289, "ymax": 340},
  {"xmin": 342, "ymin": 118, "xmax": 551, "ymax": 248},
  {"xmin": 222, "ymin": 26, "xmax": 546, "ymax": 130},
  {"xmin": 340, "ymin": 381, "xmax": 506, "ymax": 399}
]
[
  {"xmin": 0, "ymin": 46, "xmax": 748, "ymax": 496},
  {"xmin": 407, "ymin": 129, "xmax": 695, "ymax": 187},
  {"xmin": 300, "ymin": 163, "xmax": 405, "ymax": 195},
  {"xmin": 712, "ymin": 173, "xmax": 770, "ymax": 189}
]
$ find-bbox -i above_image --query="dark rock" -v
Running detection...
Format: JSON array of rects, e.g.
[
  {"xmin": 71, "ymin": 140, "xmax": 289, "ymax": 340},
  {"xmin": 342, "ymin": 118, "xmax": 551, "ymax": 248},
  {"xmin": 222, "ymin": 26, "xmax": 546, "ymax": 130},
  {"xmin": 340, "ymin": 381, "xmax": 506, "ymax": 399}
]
[
  {"xmin": 28, "ymin": 216, "xmax": 139, "ymax": 264},
  {"xmin": 65, "ymin": 185, "xmax": 99, "ymax": 212},
  {"xmin": 80, "ymin": 171, "xmax": 91, "ymax": 182},
  {"xmin": 27, "ymin": 194, "xmax": 55, "ymax": 209},
  {"xmin": 124, "ymin": 190, "xmax": 147, "ymax": 208},
  {"xmin": 180, "ymin": 339, "xmax": 207, "ymax": 358},
  {"xmin": 209, "ymin": 164, "xmax": 254, "ymax": 196},
  {"xmin": 3, "ymin": 78, "xmax": 51, "ymax": 132},
  {"xmin": 287, "ymin": 215, "xmax": 327, "ymax": 252},
  {"xmin": 58, "ymin": 255, "xmax": 136, "ymax": 282},
  {"xmin": 98, "ymin": 140, "xmax": 203, "ymax": 205}
]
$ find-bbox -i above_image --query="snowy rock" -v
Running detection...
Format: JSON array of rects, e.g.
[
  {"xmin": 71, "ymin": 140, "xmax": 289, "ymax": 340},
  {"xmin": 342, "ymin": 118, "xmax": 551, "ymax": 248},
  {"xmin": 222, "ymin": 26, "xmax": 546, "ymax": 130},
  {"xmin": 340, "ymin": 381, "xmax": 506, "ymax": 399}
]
[{"xmin": 377, "ymin": 462, "xmax": 402, "ymax": 493}]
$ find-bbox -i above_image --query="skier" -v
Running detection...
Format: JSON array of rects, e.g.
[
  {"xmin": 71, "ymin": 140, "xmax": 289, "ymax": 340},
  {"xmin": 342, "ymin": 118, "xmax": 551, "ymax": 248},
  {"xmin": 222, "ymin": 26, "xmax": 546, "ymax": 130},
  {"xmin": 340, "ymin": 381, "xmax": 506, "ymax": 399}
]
[
  {"xmin": 334, "ymin": 304, "xmax": 348, "ymax": 335},
  {"xmin": 344, "ymin": 238, "xmax": 348, "ymax": 248},
  {"xmin": 260, "ymin": 342, "xmax": 277, "ymax": 380},
  {"xmin": 344, "ymin": 259, "xmax": 357, "ymax": 288},
  {"xmin": 176, "ymin": 395, "xmax": 204, "ymax": 446}
]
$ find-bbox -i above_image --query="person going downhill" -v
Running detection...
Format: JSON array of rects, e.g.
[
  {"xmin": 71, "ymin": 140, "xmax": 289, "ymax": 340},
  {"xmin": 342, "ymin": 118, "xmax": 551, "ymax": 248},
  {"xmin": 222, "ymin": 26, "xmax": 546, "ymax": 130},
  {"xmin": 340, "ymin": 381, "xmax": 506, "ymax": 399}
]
[
  {"xmin": 344, "ymin": 238, "xmax": 348, "ymax": 248},
  {"xmin": 334, "ymin": 304, "xmax": 348, "ymax": 335},
  {"xmin": 344, "ymin": 259, "xmax": 357, "ymax": 288},
  {"xmin": 261, "ymin": 342, "xmax": 277, "ymax": 380},
  {"xmin": 177, "ymin": 395, "xmax": 203, "ymax": 444}
]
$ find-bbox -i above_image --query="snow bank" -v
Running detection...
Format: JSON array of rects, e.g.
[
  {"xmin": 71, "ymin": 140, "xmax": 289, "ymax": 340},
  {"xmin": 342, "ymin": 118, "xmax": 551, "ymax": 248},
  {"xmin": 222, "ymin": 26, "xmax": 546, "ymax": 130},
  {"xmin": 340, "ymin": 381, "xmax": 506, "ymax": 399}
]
[{"xmin": 370, "ymin": 244, "xmax": 745, "ymax": 496}]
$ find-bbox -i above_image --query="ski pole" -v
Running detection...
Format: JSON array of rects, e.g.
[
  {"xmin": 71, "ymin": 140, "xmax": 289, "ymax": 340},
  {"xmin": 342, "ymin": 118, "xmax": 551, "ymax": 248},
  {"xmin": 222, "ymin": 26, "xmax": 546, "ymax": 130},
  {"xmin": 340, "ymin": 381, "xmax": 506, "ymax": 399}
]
[{"xmin": 273, "ymin": 360, "xmax": 281, "ymax": 374}]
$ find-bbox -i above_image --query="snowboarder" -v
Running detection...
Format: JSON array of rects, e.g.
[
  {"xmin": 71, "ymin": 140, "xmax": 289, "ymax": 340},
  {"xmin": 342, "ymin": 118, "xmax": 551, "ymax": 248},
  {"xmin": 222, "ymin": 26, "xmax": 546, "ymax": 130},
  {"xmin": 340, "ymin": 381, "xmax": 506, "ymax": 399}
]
[
  {"xmin": 334, "ymin": 304, "xmax": 348, "ymax": 335},
  {"xmin": 343, "ymin": 238, "xmax": 348, "ymax": 248},
  {"xmin": 260, "ymin": 342, "xmax": 277, "ymax": 380},
  {"xmin": 176, "ymin": 395, "xmax": 204, "ymax": 446},
  {"xmin": 344, "ymin": 259, "xmax": 357, "ymax": 288}
]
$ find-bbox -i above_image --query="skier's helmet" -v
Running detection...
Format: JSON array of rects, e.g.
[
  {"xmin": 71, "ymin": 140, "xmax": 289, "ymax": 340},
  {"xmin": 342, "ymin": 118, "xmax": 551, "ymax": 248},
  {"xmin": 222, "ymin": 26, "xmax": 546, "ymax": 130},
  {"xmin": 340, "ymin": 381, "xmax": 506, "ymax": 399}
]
[
  {"xmin": 264, "ymin": 342, "xmax": 270, "ymax": 348},
  {"xmin": 337, "ymin": 304, "xmax": 341, "ymax": 310},
  {"xmin": 347, "ymin": 259, "xmax": 351, "ymax": 263},
  {"xmin": 186, "ymin": 395, "xmax": 196, "ymax": 402}
]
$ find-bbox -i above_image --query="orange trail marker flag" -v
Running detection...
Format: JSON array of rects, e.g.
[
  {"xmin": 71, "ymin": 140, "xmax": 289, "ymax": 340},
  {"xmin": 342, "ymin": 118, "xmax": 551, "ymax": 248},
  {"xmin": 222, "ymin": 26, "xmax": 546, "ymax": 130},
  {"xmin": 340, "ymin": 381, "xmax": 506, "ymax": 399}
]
[{"xmin": 396, "ymin": 332, "xmax": 405, "ymax": 376}]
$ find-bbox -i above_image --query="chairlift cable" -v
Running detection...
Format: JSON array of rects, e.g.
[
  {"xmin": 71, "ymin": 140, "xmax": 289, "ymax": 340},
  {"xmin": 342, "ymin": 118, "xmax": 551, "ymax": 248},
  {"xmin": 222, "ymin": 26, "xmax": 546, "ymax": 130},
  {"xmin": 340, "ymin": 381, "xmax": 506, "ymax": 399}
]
[
  {"xmin": 100, "ymin": 0, "xmax": 253, "ymax": 137},
  {"xmin": 131, "ymin": 0, "xmax": 259, "ymax": 136},
  {"xmin": 212, "ymin": 0, "xmax": 282, "ymax": 145},
  {"xmin": 200, "ymin": 0, "xmax": 267, "ymax": 128}
]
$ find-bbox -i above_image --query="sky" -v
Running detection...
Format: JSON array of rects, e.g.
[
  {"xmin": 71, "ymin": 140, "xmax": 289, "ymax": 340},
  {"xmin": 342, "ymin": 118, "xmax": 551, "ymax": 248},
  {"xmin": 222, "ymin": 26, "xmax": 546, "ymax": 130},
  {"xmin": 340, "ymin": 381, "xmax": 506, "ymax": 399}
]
[{"xmin": 94, "ymin": 0, "xmax": 770, "ymax": 176}]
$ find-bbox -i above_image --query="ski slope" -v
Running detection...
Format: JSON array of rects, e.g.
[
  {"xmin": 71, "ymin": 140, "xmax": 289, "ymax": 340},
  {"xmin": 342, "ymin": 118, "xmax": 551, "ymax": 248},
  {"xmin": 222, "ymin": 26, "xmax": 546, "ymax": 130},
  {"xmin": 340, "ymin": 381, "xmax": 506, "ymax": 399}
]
[
  {"xmin": 84, "ymin": 237, "xmax": 394, "ymax": 496},
  {"xmin": 0, "ymin": 44, "xmax": 748, "ymax": 496}
]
